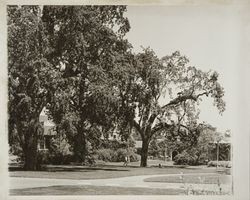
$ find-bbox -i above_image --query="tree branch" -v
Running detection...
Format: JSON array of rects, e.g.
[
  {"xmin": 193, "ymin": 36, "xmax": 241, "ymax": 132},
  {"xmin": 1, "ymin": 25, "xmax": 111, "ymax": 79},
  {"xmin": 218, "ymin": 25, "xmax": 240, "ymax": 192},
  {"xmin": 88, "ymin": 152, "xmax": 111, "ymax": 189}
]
[
  {"xmin": 151, "ymin": 122, "xmax": 173, "ymax": 135},
  {"xmin": 132, "ymin": 119, "xmax": 144, "ymax": 140},
  {"xmin": 162, "ymin": 91, "xmax": 208, "ymax": 110}
]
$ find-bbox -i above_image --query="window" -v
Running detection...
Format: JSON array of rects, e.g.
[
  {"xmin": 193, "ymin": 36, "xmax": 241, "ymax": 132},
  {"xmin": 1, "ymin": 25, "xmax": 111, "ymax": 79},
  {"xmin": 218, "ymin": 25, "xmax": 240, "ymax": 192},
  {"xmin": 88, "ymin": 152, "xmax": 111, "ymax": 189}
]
[{"xmin": 38, "ymin": 136, "xmax": 51, "ymax": 150}]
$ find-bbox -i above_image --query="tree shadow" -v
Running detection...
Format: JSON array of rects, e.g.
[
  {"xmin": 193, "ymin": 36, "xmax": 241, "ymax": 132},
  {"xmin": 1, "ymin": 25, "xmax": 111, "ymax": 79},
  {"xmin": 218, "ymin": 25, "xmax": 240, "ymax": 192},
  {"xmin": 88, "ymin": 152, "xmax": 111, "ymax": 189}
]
[{"xmin": 9, "ymin": 165, "xmax": 130, "ymax": 172}]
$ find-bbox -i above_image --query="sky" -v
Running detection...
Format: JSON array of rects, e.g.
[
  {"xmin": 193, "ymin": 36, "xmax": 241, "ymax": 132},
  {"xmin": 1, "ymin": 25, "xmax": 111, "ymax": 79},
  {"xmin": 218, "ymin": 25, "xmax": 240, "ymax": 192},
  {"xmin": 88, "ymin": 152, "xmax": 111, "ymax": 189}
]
[{"xmin": 124, "ymin": 5, "xmax": 243, "ymax": 134}]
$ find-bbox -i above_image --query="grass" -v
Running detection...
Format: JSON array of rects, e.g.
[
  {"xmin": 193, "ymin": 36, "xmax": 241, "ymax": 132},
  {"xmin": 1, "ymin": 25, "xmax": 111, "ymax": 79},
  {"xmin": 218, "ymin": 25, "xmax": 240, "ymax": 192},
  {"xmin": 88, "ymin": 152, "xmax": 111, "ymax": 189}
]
[
  {"xmin": 9, "ymin": 162, "xmax": 223, "ymax": 180},
  {"xmin": 144, "ymin": 174, "xmax": 231, "ymax": 184},
  {"xmin": 9, "ymin": 161, "xmax": 232, "ymax": 196},
  {"xmin": 10, "ymin": 185, "xmax": 186, "ymax": 195}
]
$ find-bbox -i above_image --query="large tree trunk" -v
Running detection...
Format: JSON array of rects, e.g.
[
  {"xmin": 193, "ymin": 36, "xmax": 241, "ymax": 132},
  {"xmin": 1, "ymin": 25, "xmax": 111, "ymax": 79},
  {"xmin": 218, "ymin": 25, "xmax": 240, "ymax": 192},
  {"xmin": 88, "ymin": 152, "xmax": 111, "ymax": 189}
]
[
  {"xmin": 73, "ymin": 131, "xmax": 87, "ymax": 163},
  {"xmin": 23, "ymin": 144, "xmax": 38, "ymax": 170},
  {"xmin": 73, "ymin": 73, "xmax": 88, "ymax": 163},
  {"xmin": 22, "ymin": 118, "xmax": 40, "ymax": 171},
  {"xmin": 140, "ymin": 137, "xmax": 150, "ymax": 167}
]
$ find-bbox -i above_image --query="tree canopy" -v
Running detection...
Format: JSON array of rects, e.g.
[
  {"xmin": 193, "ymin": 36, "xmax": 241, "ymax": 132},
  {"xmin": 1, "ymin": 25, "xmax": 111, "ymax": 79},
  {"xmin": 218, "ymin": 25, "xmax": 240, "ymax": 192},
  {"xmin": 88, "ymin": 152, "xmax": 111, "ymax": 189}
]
[
  {"xmin": 8, "ymin": 6, "xmax": 60, "ymax": 170},
  {"xmin": 8, "ymin": 5, "xmax": 226, "ymax": 169},
  {"xmin": 8, "ymin": 5, "xmax": 132, "ymax": 168},
  {"xmin": 42, "ymin": 5, "xmax": 132, "ymax": 162},
  {"xmin": 125, "ymin": 49, "xmax": 226, "ymax": 166}
]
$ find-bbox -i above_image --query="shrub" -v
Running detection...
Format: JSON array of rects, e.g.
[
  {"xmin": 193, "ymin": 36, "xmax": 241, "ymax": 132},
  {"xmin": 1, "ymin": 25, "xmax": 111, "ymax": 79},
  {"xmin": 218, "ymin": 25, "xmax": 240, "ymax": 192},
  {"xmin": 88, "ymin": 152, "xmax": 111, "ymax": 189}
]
[
  {"xmin": 173, "ymin": 151, "xmax": 198, "ymax": 165},
  {"xmin": 94, "ymin": 148, "xmax": 140, "ymax": 162},
  {"xmin": 49, "ymin": 153, "xmax": 74, "ymax": 165},
  {"xmin": 100, "ymin": 140, "xmax": 126, "ymax": 150},
  {"xmin": 197, "ymin": 153, "xmax": 209, "ymax": 165},
  {"xmin": 37, "ymin": 150, "xmax": 50, "ymax": 167},
  {"xmin": 95, "ymin": 148, "xmax": 114, "ymax": 162},
  {"xmin": 116, "ymin": 148, "xmax": 140, "ymax": 162},
  {"xmin": 129, "ymin": 152, "xmax": 140, "ymax": 162},
  {"xmin": 207, "ymin": 160, "xmax": 232, "ymax": 168},
  {"xmin": 37, "ymin": 149, "xmax": 74, "ymax": 166},
  {"xmin": 116, "ymin": 148, "xmax": 127, "ymax": 162}
]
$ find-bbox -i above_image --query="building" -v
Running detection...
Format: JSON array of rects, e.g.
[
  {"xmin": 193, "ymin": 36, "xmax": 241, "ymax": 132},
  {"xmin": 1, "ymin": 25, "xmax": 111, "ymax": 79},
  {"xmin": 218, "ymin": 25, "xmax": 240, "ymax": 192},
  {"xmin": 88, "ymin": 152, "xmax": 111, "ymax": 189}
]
[{"xmin": 38, "ymin": 108, "xmax": 56, "ymax": 151}]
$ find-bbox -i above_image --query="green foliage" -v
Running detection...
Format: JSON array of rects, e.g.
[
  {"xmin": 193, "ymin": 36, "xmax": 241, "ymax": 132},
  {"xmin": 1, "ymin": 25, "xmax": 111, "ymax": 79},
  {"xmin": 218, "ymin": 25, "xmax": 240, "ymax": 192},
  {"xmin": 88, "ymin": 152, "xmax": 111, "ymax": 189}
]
[
  {"xmin": 148, "ymin": 138, "xmax": 165, "ymax": 157},
  {"xmin": 43, "ymin": 5, "xmax": 132, "ymax": 162},
  {"xmin": 36, "ymin": 134, "xmax": 75, "ymax": 166},
  {"xmin": 8, "ymin": 5, "xmax": 60, "ymax": 170},
  {"xmin": 95, "ymin": 148, "xmax": 114, "ymax": 162},
  {"xmin": 37, "ymin": 150, "xmax": 74, "ymax": 166},
  {"xmin": 8, "ymin": 5, "xmax": 132, "ymax": 168},
  {"xmin": 94, "ymin": 148, "xmax": 139, "ymax": 162},
  {"xmin": 100, "ymin": 140, "xmax": 126, "ymax": 150},
  {"xmin": 115, "ymin": 148, "xmax": 127, "ymax": 162},
  {"xmin": 37, "ymin": 150, "xmax": 50, "ymax": 166},
  {"xmin": 118, "ymin": 48, "xmax": 226, "ymax": 166},
  {"xmin": 48, "ymin": 134, "xmax": 74, "ymax": 165},
  {"xmin": 173, "ymin": 150, "xmax": 198, "ymax": 165},
  {"xmin": 8, "ymin": 5, "xmax": 227, "ymax": 169},
  {"xmin": 207, "ymin": 161, "xmax": 231, "ymax": 168},
  {"xmin": 170, "ymin": 123, "xmax": 231, "ymax": 166}
]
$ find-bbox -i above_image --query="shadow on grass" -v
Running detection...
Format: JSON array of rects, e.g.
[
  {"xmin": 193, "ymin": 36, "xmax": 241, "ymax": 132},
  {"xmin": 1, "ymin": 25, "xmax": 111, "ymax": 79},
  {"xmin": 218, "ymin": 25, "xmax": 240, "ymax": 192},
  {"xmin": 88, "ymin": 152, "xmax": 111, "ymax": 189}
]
[
  {"xmin": 10, "ymin": 185, "xmax": 186, "ymax": 195},
  {"xmin": 9, "ymin": 165, "xmax": 130, "ymax": 172}
]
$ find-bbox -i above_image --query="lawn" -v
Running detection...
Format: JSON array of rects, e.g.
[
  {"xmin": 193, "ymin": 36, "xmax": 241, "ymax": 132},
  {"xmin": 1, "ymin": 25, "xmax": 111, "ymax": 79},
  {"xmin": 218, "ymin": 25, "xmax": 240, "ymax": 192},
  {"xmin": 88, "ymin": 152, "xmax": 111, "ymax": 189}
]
[
  {"xmin": 9, "ymin": 162, "xmax": 225, "ymax": 180},
  {"xmin": 144, "ymin": 174, "xmax": 232, "ymax": 184},
  {"xmin": 9, "ymin": 161, "xmax": 232, "ymax": 196},
  {"xmin": 10, "ymin": 185, "xmax": 186, "ymax": 195}
]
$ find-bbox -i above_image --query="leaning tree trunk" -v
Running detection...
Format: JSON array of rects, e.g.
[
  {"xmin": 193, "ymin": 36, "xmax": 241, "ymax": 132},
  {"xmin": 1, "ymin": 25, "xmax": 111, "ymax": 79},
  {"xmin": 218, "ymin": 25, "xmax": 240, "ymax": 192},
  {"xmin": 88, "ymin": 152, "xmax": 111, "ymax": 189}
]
[{"xmin": 140, "ymin": 137, "xmax": 150, "ymax": 167}]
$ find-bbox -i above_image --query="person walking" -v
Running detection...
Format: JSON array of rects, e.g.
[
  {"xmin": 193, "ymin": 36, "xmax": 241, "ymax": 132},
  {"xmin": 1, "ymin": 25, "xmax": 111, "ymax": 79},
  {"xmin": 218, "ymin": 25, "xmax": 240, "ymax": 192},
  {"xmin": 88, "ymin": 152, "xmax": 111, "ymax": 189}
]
[{"xmin": 123, "ymin": 155, "xmax": 128, "ymax": 166}]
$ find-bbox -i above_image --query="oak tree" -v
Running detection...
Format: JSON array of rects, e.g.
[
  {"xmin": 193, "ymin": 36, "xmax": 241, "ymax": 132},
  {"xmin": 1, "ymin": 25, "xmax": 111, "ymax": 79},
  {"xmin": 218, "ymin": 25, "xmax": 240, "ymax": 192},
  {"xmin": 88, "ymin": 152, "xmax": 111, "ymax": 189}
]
[
  {"xmin": 131, "ymin": 49, "xmax": 225, "ymax": 167},
  {"xmin": 43, "ymin": 6, "xmax": 131, "ymax": 162}
]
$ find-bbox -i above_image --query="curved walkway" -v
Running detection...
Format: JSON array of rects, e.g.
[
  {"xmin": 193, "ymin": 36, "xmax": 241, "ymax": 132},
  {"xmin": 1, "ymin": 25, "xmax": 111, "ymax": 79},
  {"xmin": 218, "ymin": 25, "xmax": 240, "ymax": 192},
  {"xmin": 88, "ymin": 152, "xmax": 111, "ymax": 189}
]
[{"xmin": 10, "ymin": 173, "xmax": 232, "ymax": 193}]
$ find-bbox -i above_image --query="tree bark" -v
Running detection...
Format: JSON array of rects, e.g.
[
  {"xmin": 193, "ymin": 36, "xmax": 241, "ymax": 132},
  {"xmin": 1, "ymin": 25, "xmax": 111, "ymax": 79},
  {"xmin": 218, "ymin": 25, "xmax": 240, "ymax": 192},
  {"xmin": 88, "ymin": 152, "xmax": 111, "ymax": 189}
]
[
  {"xmin": 22, "ymin": 118, "xmax": 40, "ymax": 171},
  {"xmin": 73, "ymin": 72, "xmax": 88, "ymax": 163},
  {"xmin": 23, "ymin": 144, "xmax": 38, "ymax": 170},
  {"xmin": 73, "ymin": 130, "xmax": 87, "ymax": 163},
  {"xmin": 140, "ymin": 137, "xmax": 150, "ymax": 167}
]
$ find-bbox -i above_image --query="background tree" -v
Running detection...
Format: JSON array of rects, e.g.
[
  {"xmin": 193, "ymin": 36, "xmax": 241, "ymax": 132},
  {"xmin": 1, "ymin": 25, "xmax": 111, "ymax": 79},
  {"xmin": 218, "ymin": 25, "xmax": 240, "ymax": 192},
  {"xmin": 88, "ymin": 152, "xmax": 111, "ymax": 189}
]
[
  {"xmin": 129, "ymin": 49, "xmax": 225, "ymax": 167},
  {"xmin": 165, "ymin": 123, "xmax": 217, "ymax": 165}
]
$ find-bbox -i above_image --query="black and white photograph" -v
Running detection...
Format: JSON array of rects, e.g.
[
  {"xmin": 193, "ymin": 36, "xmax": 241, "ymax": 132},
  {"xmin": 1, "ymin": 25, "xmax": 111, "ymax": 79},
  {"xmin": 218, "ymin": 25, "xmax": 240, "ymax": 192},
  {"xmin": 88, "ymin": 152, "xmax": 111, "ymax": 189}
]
[{"xmin": 1, "ymin": 0, "xmax": 249, "ymax": 199}]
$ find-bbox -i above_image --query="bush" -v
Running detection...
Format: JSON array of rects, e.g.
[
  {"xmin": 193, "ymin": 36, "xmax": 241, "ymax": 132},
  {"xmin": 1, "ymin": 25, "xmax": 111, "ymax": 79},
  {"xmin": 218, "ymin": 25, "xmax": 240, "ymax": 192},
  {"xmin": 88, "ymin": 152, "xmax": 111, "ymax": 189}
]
[
  {"xmin": 116, "ymin": 148, "xmax": 127, "ymax": 162},
  {"xmin": 197, "ymin": 153, "xmax": 209, "ymax": 165},
  {"xmin": 37, "ymin": 150, "xmax": 50, "ymax": 165},
  {"xmin": 94, "ymin": 148, "xmax": 140, "ymax": 162},
  {"xmin": 50, "ymin": 153, "xmax": 74, "ymax": 165},
  {"xmin": 100, "ymin": 140, "xmax": 126, "ymax": 150},
  {"xmin": 116, "ymin": 148, "xmax": 140, "ymax": 162},
  {"xmin": 207, "ymin": 160, "xmax": 232, "ymax": 168},
  {"xmin": 129, "ymin": 152, "xmax": 140, "ymax": 162},
  {"xmin": 37, "ymin": 150, "xmax": 74, "ymax": 166},
  {"xmin": 45, "ymin": 135, "xmax": 74, "ymax": 165},
  {"xmin": 95, "ymin": 148, "xmax": 114, "ymax": 162},
  {"xmin": 173, "ymin": 151, "xmax": 198, "ymax": 165}
]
